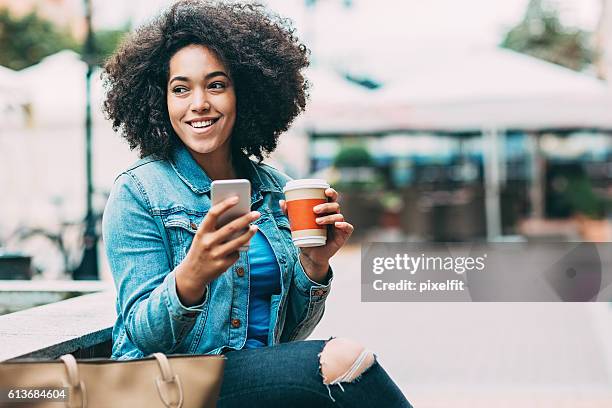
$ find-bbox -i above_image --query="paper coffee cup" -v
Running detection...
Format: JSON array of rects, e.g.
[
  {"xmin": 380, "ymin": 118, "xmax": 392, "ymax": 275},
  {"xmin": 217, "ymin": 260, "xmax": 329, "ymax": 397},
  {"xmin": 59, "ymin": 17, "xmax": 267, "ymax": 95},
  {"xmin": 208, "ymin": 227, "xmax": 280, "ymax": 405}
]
[{"xmin": 283, "ymin": 179, "xmax": 330, "ymax": 247}]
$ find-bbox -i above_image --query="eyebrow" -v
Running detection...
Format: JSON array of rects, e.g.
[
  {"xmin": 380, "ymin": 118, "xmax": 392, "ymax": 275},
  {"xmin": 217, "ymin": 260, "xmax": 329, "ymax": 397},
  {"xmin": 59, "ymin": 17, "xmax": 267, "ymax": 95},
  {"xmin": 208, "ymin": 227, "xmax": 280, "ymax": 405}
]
[{"xmin": 169, "ymin": 71, "xmax": 229, "ymax": 85}]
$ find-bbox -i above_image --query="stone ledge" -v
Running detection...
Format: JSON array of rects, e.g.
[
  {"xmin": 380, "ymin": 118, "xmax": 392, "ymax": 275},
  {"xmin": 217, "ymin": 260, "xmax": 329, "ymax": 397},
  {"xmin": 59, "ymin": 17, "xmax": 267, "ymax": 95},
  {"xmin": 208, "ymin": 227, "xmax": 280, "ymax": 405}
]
[
  {"xmin": 0, "ymin": 290, "xmax": 116, "ymax": 361},
  {"xmin": 0, "ymin": 280, "xmax": 113, "ymax": 292}
]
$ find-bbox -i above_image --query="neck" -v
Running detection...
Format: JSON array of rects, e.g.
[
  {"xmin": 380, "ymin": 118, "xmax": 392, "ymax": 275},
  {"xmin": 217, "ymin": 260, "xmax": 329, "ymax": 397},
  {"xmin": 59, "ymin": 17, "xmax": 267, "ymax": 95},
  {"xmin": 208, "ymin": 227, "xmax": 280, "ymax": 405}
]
[{"xmin": 189, "ymin": 144, "xmax": 237, "ymax": 181}]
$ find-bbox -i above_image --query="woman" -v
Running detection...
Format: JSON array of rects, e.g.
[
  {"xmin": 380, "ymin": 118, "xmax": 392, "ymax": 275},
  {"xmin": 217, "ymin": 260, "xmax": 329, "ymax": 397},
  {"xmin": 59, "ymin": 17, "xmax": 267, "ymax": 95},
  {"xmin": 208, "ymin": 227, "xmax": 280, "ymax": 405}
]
[{"xmin": 102, "ymin": 1, "xmax": 411, "ymax": 406}]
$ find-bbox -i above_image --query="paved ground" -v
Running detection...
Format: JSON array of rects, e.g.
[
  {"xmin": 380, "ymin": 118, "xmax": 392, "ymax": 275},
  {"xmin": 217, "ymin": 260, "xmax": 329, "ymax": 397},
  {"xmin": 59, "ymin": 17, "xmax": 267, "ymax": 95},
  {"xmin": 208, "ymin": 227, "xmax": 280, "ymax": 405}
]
[{"xmin": 310, "ymin": 245, "xmax": 612, "ymax": 407}]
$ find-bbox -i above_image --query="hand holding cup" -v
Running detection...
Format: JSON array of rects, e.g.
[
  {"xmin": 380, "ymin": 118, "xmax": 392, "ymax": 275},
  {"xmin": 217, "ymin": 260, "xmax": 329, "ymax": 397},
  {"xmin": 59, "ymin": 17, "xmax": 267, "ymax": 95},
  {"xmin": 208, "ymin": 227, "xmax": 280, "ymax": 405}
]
[{"xmin": 279, "ymin": 179, "xmax": 354, "ymax": 282}]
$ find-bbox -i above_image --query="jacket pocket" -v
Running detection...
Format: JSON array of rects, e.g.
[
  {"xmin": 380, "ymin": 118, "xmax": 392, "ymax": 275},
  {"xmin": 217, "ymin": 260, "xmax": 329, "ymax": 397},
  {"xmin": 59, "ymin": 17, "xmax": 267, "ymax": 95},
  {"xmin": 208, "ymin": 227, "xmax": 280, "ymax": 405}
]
[{"xmin": 162, "ymin": 210, "xmax": 203, "ymax": 267}]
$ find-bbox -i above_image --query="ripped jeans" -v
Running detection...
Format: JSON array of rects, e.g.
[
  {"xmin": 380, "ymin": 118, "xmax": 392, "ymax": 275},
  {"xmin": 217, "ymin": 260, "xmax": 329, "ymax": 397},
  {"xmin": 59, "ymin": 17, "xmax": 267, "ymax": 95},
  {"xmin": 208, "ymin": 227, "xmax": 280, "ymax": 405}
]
[{"xmin": 217, "ymin": 339, "xmax": 413, "ymax": 408}]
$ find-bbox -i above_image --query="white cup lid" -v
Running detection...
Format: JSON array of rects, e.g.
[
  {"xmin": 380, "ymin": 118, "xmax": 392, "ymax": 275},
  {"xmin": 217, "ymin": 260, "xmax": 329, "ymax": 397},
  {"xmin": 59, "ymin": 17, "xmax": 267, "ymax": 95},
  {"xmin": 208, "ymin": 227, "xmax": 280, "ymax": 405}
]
[{"xmin": 283, "ymin": 179, "xmax": 330, "ymax": 193}]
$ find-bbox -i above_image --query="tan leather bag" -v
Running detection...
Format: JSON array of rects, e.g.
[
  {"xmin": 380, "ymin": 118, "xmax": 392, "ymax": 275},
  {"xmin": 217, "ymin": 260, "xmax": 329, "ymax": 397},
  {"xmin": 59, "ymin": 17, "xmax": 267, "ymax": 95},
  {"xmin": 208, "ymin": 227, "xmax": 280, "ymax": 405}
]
[{"xmin": 0, "ymin": 353, "xmax": 225, "ymax": 408}]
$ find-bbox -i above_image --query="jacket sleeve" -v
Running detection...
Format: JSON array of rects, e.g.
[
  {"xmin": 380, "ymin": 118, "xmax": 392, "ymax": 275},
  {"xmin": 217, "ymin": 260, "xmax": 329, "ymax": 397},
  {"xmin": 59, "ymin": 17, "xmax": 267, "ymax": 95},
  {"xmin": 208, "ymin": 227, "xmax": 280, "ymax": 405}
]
[
  {"xmin": 280, "ymin": 257, "xmax": 333, "ymax": 342},
  {"xmin": 259, "ymin": 162, "xmax": 333, "ymax": 342},
  {"xmin": 103, "ymin": 173, "xmax": 208, "ymax": 355}
]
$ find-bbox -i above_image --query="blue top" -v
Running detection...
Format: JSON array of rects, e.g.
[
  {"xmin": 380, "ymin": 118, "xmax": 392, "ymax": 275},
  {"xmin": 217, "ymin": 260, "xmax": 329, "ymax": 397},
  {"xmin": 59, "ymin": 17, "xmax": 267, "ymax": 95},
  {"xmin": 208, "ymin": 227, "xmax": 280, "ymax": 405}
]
[
  {"xmin": 245, "ymin": 231, "xmax": 281, "ymax": 348},
  {"xmin": 103, "ymin": 143, "xmax": 333, "ymax": 360}
]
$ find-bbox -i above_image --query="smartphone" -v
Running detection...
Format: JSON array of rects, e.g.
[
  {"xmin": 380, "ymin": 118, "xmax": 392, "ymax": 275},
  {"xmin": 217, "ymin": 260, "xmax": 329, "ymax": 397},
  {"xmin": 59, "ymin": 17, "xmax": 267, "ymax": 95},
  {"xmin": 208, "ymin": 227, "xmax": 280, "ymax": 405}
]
[{"xmin": 211, "ymin": 179, "xmax": 252, "ymax": 250}]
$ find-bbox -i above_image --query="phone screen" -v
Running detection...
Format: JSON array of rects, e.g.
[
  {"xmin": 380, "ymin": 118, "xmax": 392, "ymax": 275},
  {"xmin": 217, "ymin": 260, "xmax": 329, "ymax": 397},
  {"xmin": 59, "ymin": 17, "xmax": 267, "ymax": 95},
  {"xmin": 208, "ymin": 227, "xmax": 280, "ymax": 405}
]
[{"xmin": 211, "ymin": 179, "xmax": 251, "ymax": 228}]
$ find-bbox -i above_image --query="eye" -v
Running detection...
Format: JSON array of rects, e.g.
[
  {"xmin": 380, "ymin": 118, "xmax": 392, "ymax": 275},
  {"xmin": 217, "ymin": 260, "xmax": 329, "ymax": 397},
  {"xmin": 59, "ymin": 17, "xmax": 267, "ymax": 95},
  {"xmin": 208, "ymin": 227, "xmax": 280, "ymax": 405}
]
[
  {"xmin": 172, "ymin": 86, "xmax": 189, "ymax": 94},
  {"xmin": 209, "ymin": 81, "xmax": 226, "ymax": 90}
]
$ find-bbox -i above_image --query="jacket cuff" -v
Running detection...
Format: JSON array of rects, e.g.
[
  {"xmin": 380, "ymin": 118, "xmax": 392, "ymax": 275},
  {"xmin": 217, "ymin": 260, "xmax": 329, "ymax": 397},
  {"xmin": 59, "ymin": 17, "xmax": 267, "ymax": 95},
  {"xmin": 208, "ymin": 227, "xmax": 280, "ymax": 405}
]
[
  {"xmin": 293, "ymin": 257, "xmax": 333, "ymax": 298},
  {"xmin": 164, "ymin": 269, "xmax": 208, "ymax": 319}
]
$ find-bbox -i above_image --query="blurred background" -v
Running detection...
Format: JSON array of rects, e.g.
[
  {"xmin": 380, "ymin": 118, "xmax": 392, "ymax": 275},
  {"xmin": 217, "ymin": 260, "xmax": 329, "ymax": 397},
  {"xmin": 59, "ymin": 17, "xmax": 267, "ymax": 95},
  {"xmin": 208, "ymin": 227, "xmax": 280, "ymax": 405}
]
[{"xmin": 0, "ymin": 0, "xmax": 611, "ymax": 406}]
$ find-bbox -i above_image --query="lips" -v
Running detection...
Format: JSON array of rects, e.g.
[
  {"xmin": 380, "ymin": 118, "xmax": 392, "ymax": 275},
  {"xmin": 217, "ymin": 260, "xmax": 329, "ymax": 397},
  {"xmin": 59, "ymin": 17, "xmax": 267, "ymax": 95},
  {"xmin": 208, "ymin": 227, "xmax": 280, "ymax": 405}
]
[
  {"xmin": 187, "ymin": 117, "xmax": 220, "ymax": 129},
  {"xmin": 185, "ymin": 118, "xmax": 221, "ymax": 134}
]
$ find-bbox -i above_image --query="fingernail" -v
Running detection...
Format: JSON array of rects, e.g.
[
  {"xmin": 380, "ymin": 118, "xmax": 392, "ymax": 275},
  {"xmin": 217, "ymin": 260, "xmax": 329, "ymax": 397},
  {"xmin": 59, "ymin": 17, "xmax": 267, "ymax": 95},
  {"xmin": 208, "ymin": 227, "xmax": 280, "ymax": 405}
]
[
  {"xmin": 251, "ymin": 211, "xmax": 261, "ymax": 218},
  {"xmin": 315, "ymin": 218, "xmax": 322, "ymax": 223},
  {"xmin": 313, "ymin": 206, "xmax": 321, "ymax": 213},
  {"xmin": 229, "ymin": 196, "xmax": 239, "ymax": 203}
]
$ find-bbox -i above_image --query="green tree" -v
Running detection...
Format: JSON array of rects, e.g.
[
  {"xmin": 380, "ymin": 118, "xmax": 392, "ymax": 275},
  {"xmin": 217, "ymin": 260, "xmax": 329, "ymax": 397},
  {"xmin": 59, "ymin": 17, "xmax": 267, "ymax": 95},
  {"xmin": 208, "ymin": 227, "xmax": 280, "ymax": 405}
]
[
  {"xmin": 333, "ymin": 144, "xmax": 383, "ymax": 192},
  {"xmin": 0, "ymin": 8, "xmax": 78, "ymax": 70},
  {"xmin": 501, "ymin": 0, "xmax": 594, "ymax": 71},
  {"xmin": 333, "ymin": 145, "xmax": 374, "ymax": 168},
  {"xmin": 91, "ymin": 29, "xmax": 128, "ymax": 65},
  {"xmin": 0, "ymin": 8, "xmax": 129, "ymax": 70}
]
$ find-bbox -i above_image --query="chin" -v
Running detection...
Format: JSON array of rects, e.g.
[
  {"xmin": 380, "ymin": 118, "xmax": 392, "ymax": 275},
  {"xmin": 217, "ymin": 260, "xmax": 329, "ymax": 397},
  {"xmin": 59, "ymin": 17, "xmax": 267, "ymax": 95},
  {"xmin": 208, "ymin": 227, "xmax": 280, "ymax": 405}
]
[
  {"xmin": 186, "ymin": 143, "xmax": 217, "ymax": 154},
  {"xmin": 183, "ymin": 138, "xmax": 226, "ymax": 155}
]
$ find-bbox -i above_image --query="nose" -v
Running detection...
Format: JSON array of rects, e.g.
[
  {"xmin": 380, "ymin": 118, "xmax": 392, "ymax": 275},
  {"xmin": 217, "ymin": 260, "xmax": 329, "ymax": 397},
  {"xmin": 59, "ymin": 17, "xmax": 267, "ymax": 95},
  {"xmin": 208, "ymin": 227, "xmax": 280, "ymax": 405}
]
[{"xmin": 191, "ymin": 88, "xmax": 210, "ymax": 112}]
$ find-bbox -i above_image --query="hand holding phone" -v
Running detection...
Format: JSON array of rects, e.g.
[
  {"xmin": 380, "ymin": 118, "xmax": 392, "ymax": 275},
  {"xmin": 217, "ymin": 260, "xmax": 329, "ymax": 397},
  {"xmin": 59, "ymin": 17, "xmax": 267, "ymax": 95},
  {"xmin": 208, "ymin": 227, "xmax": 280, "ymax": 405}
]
[{"xmin": 175, "ymin": 188, "xmax": 259, "ymax": 306}]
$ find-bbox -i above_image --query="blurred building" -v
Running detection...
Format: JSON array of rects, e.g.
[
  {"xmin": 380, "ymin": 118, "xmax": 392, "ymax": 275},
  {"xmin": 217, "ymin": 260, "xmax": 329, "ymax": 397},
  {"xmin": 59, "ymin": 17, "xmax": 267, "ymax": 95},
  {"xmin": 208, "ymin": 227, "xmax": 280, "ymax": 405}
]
[
  {"xmin": 303, "ymin": 47, "xmax": 612, "ymax": 242},
  {"xmin": 597, "ymin": 0, "xmax": 612, "ymax": 79}
]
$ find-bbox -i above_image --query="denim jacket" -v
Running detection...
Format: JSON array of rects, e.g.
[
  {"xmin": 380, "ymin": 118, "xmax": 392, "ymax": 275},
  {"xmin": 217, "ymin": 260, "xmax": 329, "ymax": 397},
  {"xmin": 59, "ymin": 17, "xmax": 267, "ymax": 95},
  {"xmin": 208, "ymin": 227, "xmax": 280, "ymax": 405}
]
[{"xmin": 103, "ymin": 144, "xmax": 333, "ymax": 360}]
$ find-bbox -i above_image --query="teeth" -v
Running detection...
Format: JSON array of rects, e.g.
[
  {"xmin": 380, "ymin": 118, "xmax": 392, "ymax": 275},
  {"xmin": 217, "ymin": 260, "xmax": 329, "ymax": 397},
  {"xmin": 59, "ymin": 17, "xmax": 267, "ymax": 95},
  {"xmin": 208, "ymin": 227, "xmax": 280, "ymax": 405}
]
[{"xmin": 190, "ymin": 119, "xmax": 215, "ymax": 128}]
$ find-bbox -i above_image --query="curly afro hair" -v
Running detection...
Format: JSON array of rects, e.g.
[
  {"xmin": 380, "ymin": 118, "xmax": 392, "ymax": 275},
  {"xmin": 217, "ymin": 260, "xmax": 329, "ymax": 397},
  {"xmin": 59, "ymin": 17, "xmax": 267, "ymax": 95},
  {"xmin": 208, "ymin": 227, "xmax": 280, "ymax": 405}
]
[{"xmin": 102, "ymin": 0, "xmax": 310, "ymax": 162}]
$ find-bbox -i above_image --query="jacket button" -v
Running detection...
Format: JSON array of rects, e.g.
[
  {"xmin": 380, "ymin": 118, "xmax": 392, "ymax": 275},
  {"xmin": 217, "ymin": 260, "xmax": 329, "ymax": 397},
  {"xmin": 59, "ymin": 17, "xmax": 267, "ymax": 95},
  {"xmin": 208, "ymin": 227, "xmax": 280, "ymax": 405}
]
[
  {"xmin": 236, "ymin": 267, "xmax": 245, "ymax": 277},
  {"xmin": 231, "ymin": 319, "xmax": 241, "ymax": 328},
  {"xmin": 190, "ymin": 221, "xmax": 197, "ymax": 230}
]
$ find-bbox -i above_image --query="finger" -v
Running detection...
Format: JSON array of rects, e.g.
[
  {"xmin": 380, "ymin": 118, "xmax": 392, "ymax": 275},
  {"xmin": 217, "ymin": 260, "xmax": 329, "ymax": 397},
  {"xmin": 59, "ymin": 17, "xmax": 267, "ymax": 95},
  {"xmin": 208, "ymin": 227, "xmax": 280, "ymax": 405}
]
[
  {"xmin": 216, "ymin": 224, "xmax": 258, "ymax": 257},
  {"xmin": 313, "ymin": 202, "xmax": 340, "ymax": 215},
  {"xmin": 199, "ymin": 196, "xmax": 239, "ymax": 233},
  {"xmin": 316, "ymin": 213, "xmax": 345, "ymax": 225},
  {"xmin": 214, "ymin": 210, "xmax": 260, "ymax": 244},
  {"xmin": 325, "ymin": 188, "xmax": 339, "ymax": 202},
  {"xmin": 226, "ymin": 251, "xmax": 240, "ymax": 266},
  {"xmin": 334, "ymin": 221, "xmax": 354, "ymax": 234},
  {"xmin": 279, "ymin": 199, "xmax": 288, "ymax": 215},
  {"xmin": 216, "ymin": 251, "xmax": 241, "ymax": 273}
]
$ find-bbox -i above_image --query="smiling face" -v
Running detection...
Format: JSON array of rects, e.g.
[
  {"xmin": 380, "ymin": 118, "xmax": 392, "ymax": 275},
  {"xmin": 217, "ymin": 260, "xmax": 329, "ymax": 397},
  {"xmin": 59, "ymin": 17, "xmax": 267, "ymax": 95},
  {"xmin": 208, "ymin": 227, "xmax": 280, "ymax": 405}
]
[{"xmin": 167, "ymin": 44, "xmax": 236, "ymax": 162}]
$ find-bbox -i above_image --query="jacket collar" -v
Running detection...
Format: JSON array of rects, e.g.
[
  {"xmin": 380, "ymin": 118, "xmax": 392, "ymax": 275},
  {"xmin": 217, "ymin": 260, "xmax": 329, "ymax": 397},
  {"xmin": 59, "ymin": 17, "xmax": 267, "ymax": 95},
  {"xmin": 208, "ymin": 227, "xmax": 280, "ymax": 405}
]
[{"xmin": 170, "ymin": 143, "xmax": 277, "ymax": 197}]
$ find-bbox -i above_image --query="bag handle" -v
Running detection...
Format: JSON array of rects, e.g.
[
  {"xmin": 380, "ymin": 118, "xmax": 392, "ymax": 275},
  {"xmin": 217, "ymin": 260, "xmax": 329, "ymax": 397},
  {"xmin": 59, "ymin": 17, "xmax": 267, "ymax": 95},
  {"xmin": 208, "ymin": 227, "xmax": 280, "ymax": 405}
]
[
  {"xmin": 60, "ymin": 354, "xmax": 87, "ymax": 408},
  {"xmin": 152, "ymin": 353, "xmax": 184, "ymax": 408}
]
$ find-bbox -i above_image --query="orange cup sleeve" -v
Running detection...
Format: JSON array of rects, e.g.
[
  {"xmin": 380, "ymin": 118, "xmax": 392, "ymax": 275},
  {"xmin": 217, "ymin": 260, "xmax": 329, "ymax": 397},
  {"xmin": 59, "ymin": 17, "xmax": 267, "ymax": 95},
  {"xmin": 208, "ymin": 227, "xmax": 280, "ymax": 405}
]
[{"xmin": 286, "ymin": 198, "xmax": 327, "ymax": 231}]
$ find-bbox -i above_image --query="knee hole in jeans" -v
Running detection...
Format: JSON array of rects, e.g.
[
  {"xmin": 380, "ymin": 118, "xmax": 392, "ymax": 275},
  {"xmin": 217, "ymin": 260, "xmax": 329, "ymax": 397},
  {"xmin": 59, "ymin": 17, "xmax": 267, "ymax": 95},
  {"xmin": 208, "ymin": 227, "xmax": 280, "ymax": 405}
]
[{"xmin": 318, "ymin": 337, "xmax": 376, "ymax": 385}]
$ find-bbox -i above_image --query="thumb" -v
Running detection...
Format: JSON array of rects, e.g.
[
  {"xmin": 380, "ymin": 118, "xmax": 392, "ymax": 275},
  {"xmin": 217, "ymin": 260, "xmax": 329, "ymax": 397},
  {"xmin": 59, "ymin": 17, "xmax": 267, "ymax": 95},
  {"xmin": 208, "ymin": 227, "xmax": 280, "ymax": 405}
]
[{"xmin": 279, "ymin": 199, "xmax": 288, "ymax": 215}]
